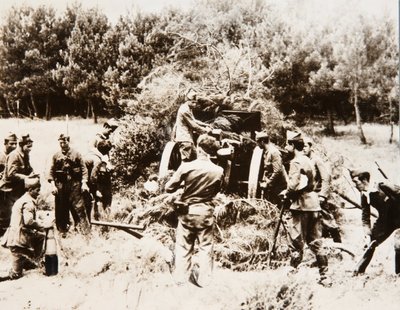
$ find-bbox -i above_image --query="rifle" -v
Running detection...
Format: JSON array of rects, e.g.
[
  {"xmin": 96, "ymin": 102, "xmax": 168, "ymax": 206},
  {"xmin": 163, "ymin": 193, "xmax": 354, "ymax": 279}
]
[
  {"xmin": 268, "ymin": 196, "xmax": 290, "ymax": 266},
  {"xmin": 354, "ymin": 240, "xmax": 378, "ymax": 275},
  {"xmin": 375, "ymin": 161, "xmax": 388, "ymax": 180},
  {"xmin": 333, "ymin": 190, "xmax": 377, "ymax": 218},
  {"xmin": 91, "ymin": 220, "xmax": 145, "ymax": 239}
]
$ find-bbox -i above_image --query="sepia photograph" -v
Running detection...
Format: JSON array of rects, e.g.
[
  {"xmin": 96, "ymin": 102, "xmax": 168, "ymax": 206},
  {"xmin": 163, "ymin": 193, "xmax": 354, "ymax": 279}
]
[{"xmin": 0, "ymin": 0, "xmax": 398, "ymax": 309}]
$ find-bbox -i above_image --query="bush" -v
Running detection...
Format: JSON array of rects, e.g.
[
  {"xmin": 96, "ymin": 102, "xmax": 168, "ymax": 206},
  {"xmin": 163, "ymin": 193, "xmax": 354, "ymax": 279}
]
[{"xmin": 111, "ymin": 114, "xmax": 167, "ymax": 189}]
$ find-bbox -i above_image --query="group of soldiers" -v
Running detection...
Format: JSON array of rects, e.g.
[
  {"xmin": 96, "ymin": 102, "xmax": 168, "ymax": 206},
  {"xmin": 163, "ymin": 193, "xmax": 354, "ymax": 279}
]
[
  {"xmin": 167, "ymin": 88, "xmax": 400, "ymax": 287},
  {"xmin": 0, "ymin": 119, "xmax": 118, "ymax": 280}
]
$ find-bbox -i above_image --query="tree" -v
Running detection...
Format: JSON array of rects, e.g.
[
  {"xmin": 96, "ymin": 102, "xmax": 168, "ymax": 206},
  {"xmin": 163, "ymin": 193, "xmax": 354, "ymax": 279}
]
[{"xmin": 53, "ymin": 7, "xmax": 110, "ymax": 122}]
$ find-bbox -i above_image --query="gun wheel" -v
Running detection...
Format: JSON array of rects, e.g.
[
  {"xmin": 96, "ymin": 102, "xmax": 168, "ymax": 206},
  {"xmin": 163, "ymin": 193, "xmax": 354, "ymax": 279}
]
[
  {"xmin": 159, "ymin": 142, "xmax": 181, "ymax": 179},
  {"xmin": 247, "ymin": 146, "xmax": 264, "ymax": 198}
]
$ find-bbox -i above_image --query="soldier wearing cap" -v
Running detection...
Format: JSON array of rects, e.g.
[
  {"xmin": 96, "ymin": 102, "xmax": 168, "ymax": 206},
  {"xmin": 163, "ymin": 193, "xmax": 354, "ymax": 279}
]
[
  {"xmin": 84, "ymin": 139, "xmax": 113, "ymax": 220},
  {"xmin": 0, "ymin": 132, "xmax": 18, "ymax": 177},
  {"xmin": 351, "ymin": 170, "xmax": 400, "ymax": 275},
  {"xmin": 0, "ymin": 133, "xmax": 18, "ymax": 235},
  {"xmin": 1, "ymin": 177, "xmax": 53, "ymax": 280},
  {"xmin": 281, "ymin": 130, "xmax": 331, "ymax": 286},
  {"xmin": 173, "ymin": 88, "xmax": 213, "ymax": 162},
  {"xmin": 165, "ymin": 134, "xmax": 224, "ymax": 287},
  {"xmin": 256, "ymin": 131, "xmax": 287, "ymax": 205},
  {"xmin": 0, "ymin": 134, "xmax": 36, "ymax": 236},
  {"xmin": 91, "ymin": 118, "xmax": 118, "ymax": 149},
  {"xmin": 48, "ymin": 134, "xmax": 90, "ymax": 235},
  {"xmin": 303, "ymin": 137, "xmax": 342, "ymax": 243}
]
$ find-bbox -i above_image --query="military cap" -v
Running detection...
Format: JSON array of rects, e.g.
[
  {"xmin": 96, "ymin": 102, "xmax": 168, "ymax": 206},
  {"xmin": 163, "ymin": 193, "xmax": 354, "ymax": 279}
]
[
  {"xmin": 303, "ymin": 137, "xmax": 313, "ymax": 146},
  {"xmin": 255, "ymin": 131, "xmax": 269, "ymax": 141},
  {"xmin": 19, "ymin": 134, "xmax": 33, "ymax": 145},
  {"xmin": 4, "ymin": 132, "xmax": 17, "ymax": 143},
  {"xmin": 350, "ymin": 169, "xmax": 369, "ymax": 179},
  {"xmin": 58, "ymin": 134, "xmax": 70, "ymax": 142},
  {"xmin": 286, "ymin": 130, "xmax": 302, "ymax": 142},
  {"xmin": 104, "ymin": 118, "xmax": 118, "ymax": 129},
  {"xmin": 185, "ymin": 88, "xmax": 198, "ymax": 101},
  {"xmin": 24, "ymin": 176, "xmax": 41, "ymax": 189}
]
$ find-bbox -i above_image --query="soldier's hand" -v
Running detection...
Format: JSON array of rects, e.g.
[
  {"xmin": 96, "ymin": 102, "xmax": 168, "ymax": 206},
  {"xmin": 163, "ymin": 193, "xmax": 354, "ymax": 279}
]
[
  {"xmin": 96, "ymin": 190, "xmax": 103, "ymax": 198},
  {"xmin": 51, "ymin": 185, "xmax": 58, "ymax": 195},
  {"xmin": 81, "ymin": 182, "xmax": 89, "ymax": 193}
]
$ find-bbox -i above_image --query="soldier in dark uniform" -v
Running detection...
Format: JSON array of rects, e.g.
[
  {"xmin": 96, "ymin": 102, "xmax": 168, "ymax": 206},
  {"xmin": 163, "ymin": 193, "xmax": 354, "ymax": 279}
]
[
  {"xmin": 0, "ymin": 132, "xmax": 18, "ymax": 178},
  {"xmin": 0, "ymin": 133, "xmax": 18, "ymax": 235},
  {"xmin": 84, "ymin": 139, "xmax": 113, "ymax": 220},
  {"xmin": 281, "ymin": 131, "xmax": 331, "ymax": 287},
  {"xmin": 256, "ymin": 131, "xmax": 288, "ymax": 205},
  {"xmin": 48, "ymin": 134, "xmax": 90, "ymax": 235},
  {"xmin": 351, "ymin": 170, "xmax": 400, "ymax": 275},
  {"xmin": 1, "ymin": 134, "xmax": 36, "ymax": 236}
]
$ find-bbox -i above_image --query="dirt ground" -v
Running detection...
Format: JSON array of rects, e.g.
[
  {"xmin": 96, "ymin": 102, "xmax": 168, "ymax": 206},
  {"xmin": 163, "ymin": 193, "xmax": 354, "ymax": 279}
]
[{"xmin": 0, "ymin": 119, "xmax": 399, "ymax": 309}]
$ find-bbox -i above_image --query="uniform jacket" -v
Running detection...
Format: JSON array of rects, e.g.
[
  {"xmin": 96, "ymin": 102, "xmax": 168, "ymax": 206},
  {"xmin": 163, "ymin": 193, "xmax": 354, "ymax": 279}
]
[
  {"xmin": 165, "ymin": 157, "xmax": 224, "ymax": 228},
  {"xmin": 2, "ymin": 148, "xmax": 33, "ymax": 195},
  {"xmin": 2, "ymin": 192, "xmax": 44, "ymax": 249},
  {"xmin": 263, "ymin": 144, "xmax": 287, "ymax": 189},
  {"xmin": 174, "ymin": 102, "xmax": 208, "ymax": 143},
  {"xmin": 309, "ymin": 151, "xmax": 331, "ymax": 199},
  {"xmin": 361, "ymin": 182, "xmax": 400, "ymax": 239},
  {"xmin": 48, "ymin": 148, "xmax": 88, "ymax": 183},
  {"xmin": 287, "ymin": 154, "xmax": 320, "ymax": 211}
]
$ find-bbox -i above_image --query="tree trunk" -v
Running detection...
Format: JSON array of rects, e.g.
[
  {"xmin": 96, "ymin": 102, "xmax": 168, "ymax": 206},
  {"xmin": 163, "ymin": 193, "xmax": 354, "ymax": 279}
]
[
  {"xmin": 389, "ymin": 97, "xmax": 393, "ymax": 144},
  {"xmin": 45, "ymin": 95, "xmax": 51, "ymax": 120},
  {"xmin": 30, "ymin": 93, "xmax": 38, "ymax": 118},
  {"xmin": 92, "ymin": 101, "xmax": 98, "ymax": 124},
  {"xmin": 326, "ymin": 105, "xmax": 336, "ymax": 135},
  {"xmin": 4, "ymin": 97, "xmax": 12, "ymax": 116},
  {"xmin": 86, "ymin": 100, "xmax": 90, "ymax": 119},
  {"xmin": 353, "ymin": 83, "xmax": 367, "ymax": 144}
]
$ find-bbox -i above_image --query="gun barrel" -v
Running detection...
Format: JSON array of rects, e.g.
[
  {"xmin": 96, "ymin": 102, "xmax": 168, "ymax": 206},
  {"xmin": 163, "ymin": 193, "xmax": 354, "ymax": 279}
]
[{"xmin": 91, "ymin": 220, "xmax": 145, "ymax": 231}]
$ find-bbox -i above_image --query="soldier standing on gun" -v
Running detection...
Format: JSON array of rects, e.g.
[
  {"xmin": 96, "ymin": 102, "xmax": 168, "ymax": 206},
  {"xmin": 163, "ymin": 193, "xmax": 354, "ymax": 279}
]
[
  {"xmin": 165, "ymin": 134, "xmax": 224, "ymax": 287},
  {"xmin": 256, "ymin": 131, "xmax": 287, "ymax": 205},
  {"xmin": 280, "ymin": 131, "xmax": 331, "ymax": 287},
  {"xmin": 351, "ymin": 170, "xmax": 400, "ymax": 275},
  {"xmin": 1, "ymin": 134, "xmax": 36, "ymax": 236},
  {"xmin": 303, "ymin": 137, "xmax": 342, "ymax": 243},
  {"xmin": 48, "ymin": 134, "xmax": 90, "ymax": 235},
  {"xmin": 173, "ymin": 88, "xmax": 212, "ymax": 162},
  {"xmin": 0, "ymin": 133, "xmax": 18, "ymax": 236}
]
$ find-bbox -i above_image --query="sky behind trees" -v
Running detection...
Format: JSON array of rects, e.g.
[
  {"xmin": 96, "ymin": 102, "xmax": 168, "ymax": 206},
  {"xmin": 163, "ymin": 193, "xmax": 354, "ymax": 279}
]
[{"xmin": 0, "ymin": 0, "xmax": 397, "ymax": 24}]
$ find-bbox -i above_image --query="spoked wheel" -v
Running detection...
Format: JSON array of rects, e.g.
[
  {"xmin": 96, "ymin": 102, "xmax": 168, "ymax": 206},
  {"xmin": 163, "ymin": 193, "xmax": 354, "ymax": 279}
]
[
  {"xmin": 247, "ymin": 146, "xmax": 264, "ymax": 198},
  {"xmin": 159, "ymin": 141, "xmax": 182, "ymax": 178}
]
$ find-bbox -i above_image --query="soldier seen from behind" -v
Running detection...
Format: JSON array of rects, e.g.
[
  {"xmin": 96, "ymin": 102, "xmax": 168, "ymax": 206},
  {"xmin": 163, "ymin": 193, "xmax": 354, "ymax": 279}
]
[
  {"xmin": 351, "ymin": 170, "xmax": 400, "ymax": 275},
  {"xmin": 256, "ymin": 131, "xmax": 287, "ymax": 205},
  {"xmin": 88, "ymin": 140, "xmax": 113, "ymax": 220},
  {"xmin": 0, "ymin": 132, "xmax": 18, "ymax": 236},
  {"xmin": 1, "ymin": 177, "xmax": 53, "ymax": 280},
  {"xmin": 303, "ymin": 137, "xmax": 342, "ymax": 243},
  {"xmin": 280, "ymin": 131, "xmax": 331, "ymax": 287},
  {"xmin": 84, "ymin": 139, "xmax": 112, "ymax": 220},
  {"xmin": 48, "ymin": 134, "xmax": 90, "ymax": 236},
  {"xmin": 1, "ymin": 134, "xmax": 37, "ymax": 236},
  {"xmin": 165, "ymin": 134, "xmax": 224, "ymax": 287}
]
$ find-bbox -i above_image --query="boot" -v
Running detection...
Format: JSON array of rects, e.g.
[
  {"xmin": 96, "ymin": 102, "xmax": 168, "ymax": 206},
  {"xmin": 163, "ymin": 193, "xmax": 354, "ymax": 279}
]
[
  {"xmin": 395, "ymin": 249, "xmax": 400, "ymax": 275},
  {"xmin": 330, "ymin": 228, "xmax": 342, "ymax": 243},
  {"xmin": 316, "ymin": 255, "xmax": 332, "ymax": 287}
]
